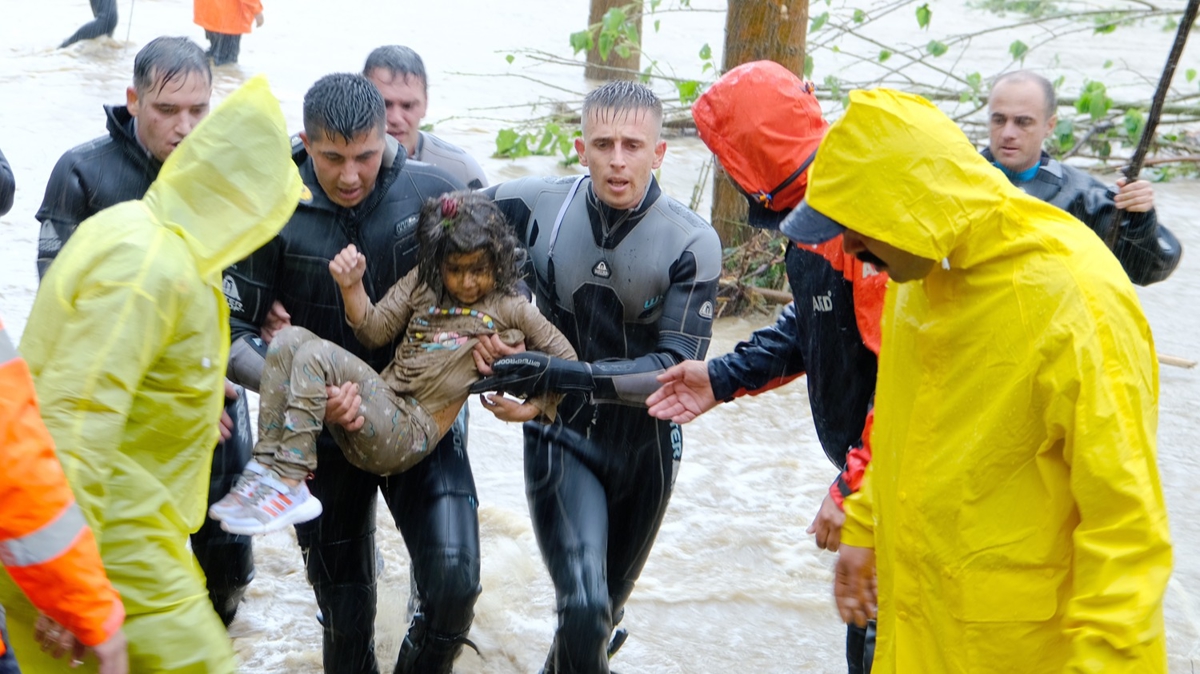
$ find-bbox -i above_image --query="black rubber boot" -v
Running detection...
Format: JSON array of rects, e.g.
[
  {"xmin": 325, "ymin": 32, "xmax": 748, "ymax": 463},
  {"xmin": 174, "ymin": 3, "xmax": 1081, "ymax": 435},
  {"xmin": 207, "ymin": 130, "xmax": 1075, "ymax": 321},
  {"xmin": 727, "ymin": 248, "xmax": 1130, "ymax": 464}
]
[{"xmin": 393, "ymin": 613, "xmax": 477, "ymax": 674}]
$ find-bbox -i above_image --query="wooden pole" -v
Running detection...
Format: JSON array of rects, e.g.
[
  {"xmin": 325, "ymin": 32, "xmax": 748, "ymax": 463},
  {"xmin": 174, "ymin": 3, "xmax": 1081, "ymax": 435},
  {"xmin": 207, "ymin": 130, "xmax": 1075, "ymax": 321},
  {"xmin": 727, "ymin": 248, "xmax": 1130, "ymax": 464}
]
[
  {"xmin": 712, "ymin": 0, "xmax": 808, "ymax": 246},
  {"xmin": 1103, "ymin": 0, "xmax": 1200, "ymax": 249}
]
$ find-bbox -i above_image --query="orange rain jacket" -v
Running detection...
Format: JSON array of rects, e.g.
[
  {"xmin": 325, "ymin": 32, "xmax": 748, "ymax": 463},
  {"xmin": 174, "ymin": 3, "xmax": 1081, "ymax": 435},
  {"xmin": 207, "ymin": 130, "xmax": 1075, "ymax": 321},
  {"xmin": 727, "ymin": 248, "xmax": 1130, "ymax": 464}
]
[
  {"xmin": 194, "ymin": 0, "xmax": 262, "ymax": 35},
  {"xmin": 0, "ymin": 317, "xmax": 124, "ymax": 655}
]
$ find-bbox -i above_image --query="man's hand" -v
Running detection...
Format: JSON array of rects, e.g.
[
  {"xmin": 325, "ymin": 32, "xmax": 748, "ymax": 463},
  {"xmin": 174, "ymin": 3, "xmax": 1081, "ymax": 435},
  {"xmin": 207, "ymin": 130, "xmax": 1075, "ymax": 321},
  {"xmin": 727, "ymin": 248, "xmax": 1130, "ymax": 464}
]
[
  {"xmin": 834, "ymin": 544, "xmax": 877, "ymax": 628},
  {"xmin": 1114, "ymin": 178, "xmax": 1154, "ymax": 213},
  {"xmin": 254, "ymin": 12, "xmax": 264, "ymax": 27},
  {"xmin": 806, "ymin": 492, "xmax": 846, "ymax": 551},
  {"xmin": 469, "ymin": 352, "xmax": 593, "ymax": 397},
  {"xmin": 478, "ymin": 393, "xmax": 541, "ymax": 423},
  {"xmin": 218, "ymin": 379, "xmax": 239, "ymax": 442},
  {"xmin": 645, "ymin": 360, "xmax": 717, "ymax": 423},
  {"xmin": 92, "ymin": 630, "xmax": 129, "ymax": 674},
  {"xmin": 260, "ymin": 300, "xmax": 291, "ymax": 344},
  {"xmin": 472, "ymin": 333, "xmax": 525, "ymax": 376},
  {"xmin": 34, "ymin": 615, "xmax": 128, "ymax": 673},
  {"xmin": 329, "ymin": 244, "xmax": 368, "ymax": 290},
  {"xmin": 325, "ymin": 383, "xmax": 365, "ymax": 431}
]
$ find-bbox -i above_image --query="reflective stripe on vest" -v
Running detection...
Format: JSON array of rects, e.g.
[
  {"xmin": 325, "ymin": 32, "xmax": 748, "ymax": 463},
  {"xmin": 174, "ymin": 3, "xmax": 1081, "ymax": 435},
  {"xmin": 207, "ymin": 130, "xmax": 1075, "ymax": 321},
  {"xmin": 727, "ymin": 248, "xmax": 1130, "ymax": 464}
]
[
  {"xmin": 0, "ymin": 326, "xmax": 15, "ymax": 365},
  {"xmin": 0, "ymin": 502, "xmax": 87, "ymax": 568}
]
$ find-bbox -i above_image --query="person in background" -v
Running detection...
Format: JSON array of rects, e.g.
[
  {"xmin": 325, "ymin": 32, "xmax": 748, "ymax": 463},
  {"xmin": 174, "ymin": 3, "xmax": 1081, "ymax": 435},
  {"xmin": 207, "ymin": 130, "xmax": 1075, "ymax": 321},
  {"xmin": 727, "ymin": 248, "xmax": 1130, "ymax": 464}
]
[
  {"xmin": 60, "ymin": 0, "xmax": 118, "ymax": 48},
  {"xmin": 0, "ymin": 316, "xmax": 128, "ymax": 674},
  {"xmin": 984, "ymin": 70, "xmax": 1182, "ymax": 285},
  {"xmin": 194, "ymin": 0, "xmax": 264, "ymax": 66},
  {"xmin": 364, "ymin": 45, "xmax": 489, "ymax": 189},
  {"xmin": 0, "ymin": 75, "xmax": 301, "ymax": 672},
  {"xmin": 646, "ymin": 60, "xmax": 883, "ymax": 674},
  {"xmin": 789, "ymin": 88, "xmax": 1171, "ymax": 673},
  {"xmin": 35, "ymin": 35, "xmax": 257, "ymax": 628},
  {"xmin": 0, "ymin": 147, "xmax": 12, "ymax": 216}
]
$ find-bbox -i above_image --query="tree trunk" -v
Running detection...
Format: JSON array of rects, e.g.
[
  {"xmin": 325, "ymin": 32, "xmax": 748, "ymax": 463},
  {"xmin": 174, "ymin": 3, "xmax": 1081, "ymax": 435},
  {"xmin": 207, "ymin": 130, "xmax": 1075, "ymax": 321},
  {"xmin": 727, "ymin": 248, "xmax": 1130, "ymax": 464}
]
[
  {"xmin": 711, "ymin": 0, "xmax": 808, "ymax": 245},
  {"xmin": 585, "ymin": 0, "xmax": 643, "ymax": 81}
]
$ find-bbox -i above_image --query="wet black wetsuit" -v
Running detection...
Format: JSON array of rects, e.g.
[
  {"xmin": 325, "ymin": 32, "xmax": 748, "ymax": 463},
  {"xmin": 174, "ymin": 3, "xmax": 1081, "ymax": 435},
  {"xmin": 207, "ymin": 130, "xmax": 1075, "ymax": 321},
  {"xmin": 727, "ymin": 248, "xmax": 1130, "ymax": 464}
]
[
  {"xmin": 224, "ymin": 136, "xmax": 475, "ymax": 674},
  {"xmin": 983, "ymin": 148, "xmax": 1183, "ymax": 285},
  {"xmin": 0, "ymin": 147, "xmax": 13, "ymax": 216},
  {"xmin": 485, "ymin": 175, "xmax": 721, "ymax": 674},
  {"xmin": 33, "ymin": 104, "xmax": 255, "ymax": 626},
  {"xmin": 60, "ymin": 0, "xmax": 118, "ymax": 48}
]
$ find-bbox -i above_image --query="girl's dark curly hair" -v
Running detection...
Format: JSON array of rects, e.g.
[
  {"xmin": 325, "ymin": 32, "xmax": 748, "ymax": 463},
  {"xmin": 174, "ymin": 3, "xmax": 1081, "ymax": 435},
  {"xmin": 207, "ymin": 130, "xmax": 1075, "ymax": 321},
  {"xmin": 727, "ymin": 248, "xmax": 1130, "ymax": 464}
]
[{"xmin": 416, "ymin": 190, "xmax": 523, "ymax": 299}]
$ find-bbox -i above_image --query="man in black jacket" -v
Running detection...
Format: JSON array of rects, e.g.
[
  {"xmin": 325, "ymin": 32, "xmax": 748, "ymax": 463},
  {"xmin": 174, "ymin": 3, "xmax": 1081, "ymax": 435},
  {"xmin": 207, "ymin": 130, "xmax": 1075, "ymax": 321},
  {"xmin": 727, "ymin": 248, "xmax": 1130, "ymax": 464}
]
[
  {"xmin": 985, "ymin": 70, "xmax": 1182, "ymax": 285},
  {"xmin": 32, "ymin": 35, "xmax": 256, "ymax": 628},
  {"xmin": 222, "ymin": 73, "xmax": 473, "ymax": 674},
  {"xmin": 0, "ymin": 147, "xmax": 12, "ymax": 216}
]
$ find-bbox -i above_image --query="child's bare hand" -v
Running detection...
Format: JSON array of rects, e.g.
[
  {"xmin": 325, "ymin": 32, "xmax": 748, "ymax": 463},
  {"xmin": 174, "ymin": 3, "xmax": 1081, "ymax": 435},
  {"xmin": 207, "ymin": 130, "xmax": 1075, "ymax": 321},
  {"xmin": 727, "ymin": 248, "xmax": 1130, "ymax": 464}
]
[
  {"xmin": 330, "ymin": 245, "xmax": 367, "ymax": 289},
  {"xmin": 479, "ymin": 393, "xmax": 540, "ymax": 423},
  {"xmin": 255, "ymin": 12, "xmax": 265, "ymax": 27}
]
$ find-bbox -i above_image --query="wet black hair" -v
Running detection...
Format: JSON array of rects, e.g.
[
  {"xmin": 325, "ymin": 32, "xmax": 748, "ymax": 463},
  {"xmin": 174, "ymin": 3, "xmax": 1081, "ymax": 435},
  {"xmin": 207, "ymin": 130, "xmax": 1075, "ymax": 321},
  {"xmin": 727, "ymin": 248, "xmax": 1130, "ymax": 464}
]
[
  {"xmin": 991, "ymin": 70, "xmax": 1057, "ymax": 120},
  {"xmin": 302, "ymin": 73, "xmax": 387, "ymax": 144},
  {"xmin": 363, "ymin": 45, "xmax": 428, "ymax": 94},
  {"xmin": 133, "ymin": 36, "xmax": 211, "ymax": 95},
  {"xmin": 417, "ymin": 190, "xmax": 522, "ymax": 299},
  {"xmin": 581, "ymin": 80, "xmax": 663, "ymax": 136}
]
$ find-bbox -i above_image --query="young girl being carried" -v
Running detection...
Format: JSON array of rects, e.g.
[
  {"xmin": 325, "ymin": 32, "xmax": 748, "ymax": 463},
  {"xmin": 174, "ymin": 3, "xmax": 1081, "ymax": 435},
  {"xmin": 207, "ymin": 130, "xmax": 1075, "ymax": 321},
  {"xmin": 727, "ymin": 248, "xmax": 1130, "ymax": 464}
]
[{"xmin": 210, "ymin": 191, "xmax": 576, "ymax": 534}]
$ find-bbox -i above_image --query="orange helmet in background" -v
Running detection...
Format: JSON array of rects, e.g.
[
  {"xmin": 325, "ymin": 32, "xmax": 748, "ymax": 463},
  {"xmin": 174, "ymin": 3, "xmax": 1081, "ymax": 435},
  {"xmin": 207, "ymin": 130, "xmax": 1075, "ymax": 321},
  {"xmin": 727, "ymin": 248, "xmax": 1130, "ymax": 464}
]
[{"xmin": 692, "ymin": 60, "xmax": 828, "ymax": 229}]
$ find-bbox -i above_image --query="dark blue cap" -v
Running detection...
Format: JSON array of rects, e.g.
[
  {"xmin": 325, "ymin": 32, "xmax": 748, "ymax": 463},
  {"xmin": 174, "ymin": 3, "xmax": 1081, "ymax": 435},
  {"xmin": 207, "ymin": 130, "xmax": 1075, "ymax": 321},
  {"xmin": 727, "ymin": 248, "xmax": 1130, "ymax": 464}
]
[{"xmin": 779, "ymin": 199, "xmax": 846, "ymax": 244}]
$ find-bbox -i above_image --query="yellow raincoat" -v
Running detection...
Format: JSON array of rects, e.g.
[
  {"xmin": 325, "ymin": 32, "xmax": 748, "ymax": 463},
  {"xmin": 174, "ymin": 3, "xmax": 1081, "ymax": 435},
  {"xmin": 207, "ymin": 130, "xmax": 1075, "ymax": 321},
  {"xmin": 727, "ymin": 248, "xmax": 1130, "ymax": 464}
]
[
  {"xmin": 0, "ymin": 76, "xmax": 301, "ymax": 672},
  {"xmin": 823, "ymin": 90, "xmax": 1171, "ymax": 673}
]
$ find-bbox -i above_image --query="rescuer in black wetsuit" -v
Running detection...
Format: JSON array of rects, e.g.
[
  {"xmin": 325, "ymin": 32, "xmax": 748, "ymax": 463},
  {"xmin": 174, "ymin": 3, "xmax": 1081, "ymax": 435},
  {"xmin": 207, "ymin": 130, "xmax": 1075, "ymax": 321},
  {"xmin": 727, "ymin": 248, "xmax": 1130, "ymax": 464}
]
[
  {"xmin": 222, "ymin": 73, "xmax": 474, "ymax": 674},
  {"xmin": 32, "ymin": 36, "xmax": 255, "ymax": 627},
  {"xmin": 985, "ymin": 70, "xmax": 1182, "ymax": 285},
  {"xmin": 473, "ymin": 81, "xmax": 722, "ymax": 674}
]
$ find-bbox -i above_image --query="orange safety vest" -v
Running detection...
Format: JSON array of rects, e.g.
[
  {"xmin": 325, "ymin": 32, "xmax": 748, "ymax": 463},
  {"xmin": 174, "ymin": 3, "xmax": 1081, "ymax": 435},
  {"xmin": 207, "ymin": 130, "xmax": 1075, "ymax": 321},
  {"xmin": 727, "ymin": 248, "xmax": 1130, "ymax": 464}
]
[
  {"xmin": 193, "ymin": 0, "xmax": 263, "ymax": 36},
  {"xmin": 0, "ymin": 318, "xmax": 124, "ymax": 652}
]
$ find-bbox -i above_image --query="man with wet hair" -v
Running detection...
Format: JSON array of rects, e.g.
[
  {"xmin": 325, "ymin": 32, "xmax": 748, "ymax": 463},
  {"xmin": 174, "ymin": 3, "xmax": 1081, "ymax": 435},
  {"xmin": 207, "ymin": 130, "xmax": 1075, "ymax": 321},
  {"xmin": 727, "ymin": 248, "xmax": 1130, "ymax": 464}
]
[
  {"xmin": 223, "ymin": 72, "xmax": 476, "ymax": 674},
  {"xmin": 33, "ymin": 35, "xmax": 258, "ymax": 628},
  {"xmin": 985, "ymin": 69, "xmax": 1182, "ymax": 285},
  {"xmin": 475, "ymin": 81, "xmax": 722, "ymax": 673},
  {"xmin": 363, "ymin": 45, "xmax": 488, "ymax": 189}
]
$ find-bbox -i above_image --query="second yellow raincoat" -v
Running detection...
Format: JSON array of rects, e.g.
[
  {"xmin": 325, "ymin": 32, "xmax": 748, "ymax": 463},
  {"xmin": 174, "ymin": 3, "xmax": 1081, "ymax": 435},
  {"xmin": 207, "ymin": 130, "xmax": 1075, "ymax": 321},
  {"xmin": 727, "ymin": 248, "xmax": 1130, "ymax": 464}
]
[
  {"xmin": 822, "ymin": 90, "xmax": 1171, "ymax": 673},
  {"xmin": 0, "ymin": 76, "xmax": 301, "ymax": 672}
]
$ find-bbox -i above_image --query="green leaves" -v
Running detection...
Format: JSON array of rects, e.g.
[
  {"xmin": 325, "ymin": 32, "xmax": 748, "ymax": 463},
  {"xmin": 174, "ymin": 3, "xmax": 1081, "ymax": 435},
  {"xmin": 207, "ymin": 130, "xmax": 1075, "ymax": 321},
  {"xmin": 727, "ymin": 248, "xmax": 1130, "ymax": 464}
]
[
  {"xmin": 1124, "ymin": 108, "xmax": 1146, "ymax": 141},
  {"xmin": 1188, "ymin": 68, "xmax": 1197, "ymax": 83},
  {"xmin": 805, "ymin": 54, "xmax": 815, "ymax": 78},
  {"xmin": 878, "ymin": 49, "xmax": 892, "ymax": 63},
  {"xmin": 917, "ymin": 3, "xmax": 932, "ymax": 29},
  {"xmin": 1008, "ymin": 39, "xmax": 1029, "ymax": 62},
  {"xmin": 494, "ymin": 124, "xmax": 580, "ymax": 164},
  {"xmin": 853, "ymin": 8, "xmax": 866, "ymax": 23},
  {"xmin": 569, "ymin": 30, "xmax": 592, "ymax": 56},
  {"xmin": 927, "ymin": 40, "xmax": 948, "ymax": 57},
  {"xmin": 1075, "ymin": 80, "xmax": 1112, "ymax": 121},
  {"xmin": 676, "ymin": 80, "xmax": 702, "ymax": 105},
  {"xmin": 811, "ymin": 11, "xmax": 830, "ymax": 32}
]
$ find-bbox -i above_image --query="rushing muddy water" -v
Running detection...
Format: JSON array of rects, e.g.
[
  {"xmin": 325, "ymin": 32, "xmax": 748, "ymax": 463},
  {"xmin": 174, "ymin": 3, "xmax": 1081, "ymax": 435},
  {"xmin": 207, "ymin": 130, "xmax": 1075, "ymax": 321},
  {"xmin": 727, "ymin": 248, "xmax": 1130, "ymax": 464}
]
[{"xmin": 2, "ymin": 1, "xmax": 1199, "ymax": 671}]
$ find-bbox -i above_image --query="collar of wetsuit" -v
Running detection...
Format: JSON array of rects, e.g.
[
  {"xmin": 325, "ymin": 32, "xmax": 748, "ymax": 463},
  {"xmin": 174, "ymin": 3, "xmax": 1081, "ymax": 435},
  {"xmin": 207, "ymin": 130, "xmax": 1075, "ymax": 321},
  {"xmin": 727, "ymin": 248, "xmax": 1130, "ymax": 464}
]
[{"xmin": 991, "ymin": 159, "xmax": 1039, "ymax": 183}]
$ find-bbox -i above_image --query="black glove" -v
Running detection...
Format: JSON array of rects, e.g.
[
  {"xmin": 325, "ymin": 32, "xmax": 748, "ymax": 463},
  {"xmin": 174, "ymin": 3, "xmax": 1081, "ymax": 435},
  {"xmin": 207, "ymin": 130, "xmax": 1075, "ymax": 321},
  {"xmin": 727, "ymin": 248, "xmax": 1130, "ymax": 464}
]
[{"xmin": 469, "ymin": 352, "xmax": 594, "ymax": 398}]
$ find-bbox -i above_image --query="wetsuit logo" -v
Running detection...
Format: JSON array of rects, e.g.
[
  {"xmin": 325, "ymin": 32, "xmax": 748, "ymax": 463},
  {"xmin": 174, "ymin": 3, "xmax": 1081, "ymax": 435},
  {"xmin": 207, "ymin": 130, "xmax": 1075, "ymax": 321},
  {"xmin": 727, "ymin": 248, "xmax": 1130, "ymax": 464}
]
[
  {"xmin": 643, "ymin": 295, "xmax": 662, "ymax": 310},
  {"xmin": 813, "ymin": 292, "xmax": 833, "ymax": 312},
  {"xmin": 592, "ymin": 260, "xmax": 611, "ymax": 278},
  {"xmin": 396, "ymin": 214, "xmax": 419, "ymax": 239},
  {"xmin": 698, "ymin": 301, "xmax": 714, "ymax": 319},
  {"xmin": 222, "ymin": 275, "xmax": 244, "ymax": 313}
]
